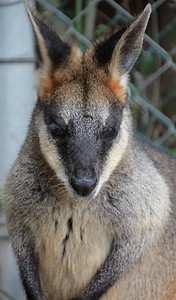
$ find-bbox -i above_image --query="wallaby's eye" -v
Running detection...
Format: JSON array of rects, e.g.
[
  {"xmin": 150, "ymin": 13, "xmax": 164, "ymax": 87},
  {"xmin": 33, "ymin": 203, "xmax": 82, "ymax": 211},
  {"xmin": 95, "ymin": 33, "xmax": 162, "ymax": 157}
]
[
  {"xmin": 107, "ymin": 127, "xmax": 116, "ymax": 137},
  {"xmin": 104, "ymin": 125, "xmax": 120, "ymax": 138},
  {"xmin": 49, "ymin": 122, "xmax": 65, "ymax": 136}
]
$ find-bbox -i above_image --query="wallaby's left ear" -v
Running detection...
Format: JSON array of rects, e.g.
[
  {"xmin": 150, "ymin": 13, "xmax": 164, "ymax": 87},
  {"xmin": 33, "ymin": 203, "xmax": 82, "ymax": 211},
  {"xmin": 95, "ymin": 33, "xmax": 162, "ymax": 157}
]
[{"xmin": 95, "ymin": 4, "xmax": 151, "ymax": 84}]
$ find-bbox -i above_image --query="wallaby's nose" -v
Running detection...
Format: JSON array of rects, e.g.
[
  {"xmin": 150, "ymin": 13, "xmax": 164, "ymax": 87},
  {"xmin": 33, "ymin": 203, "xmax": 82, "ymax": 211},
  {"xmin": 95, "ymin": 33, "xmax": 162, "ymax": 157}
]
[{"xmin": 70, "ymin": 176, "xmax": 97, "ymax": 197}]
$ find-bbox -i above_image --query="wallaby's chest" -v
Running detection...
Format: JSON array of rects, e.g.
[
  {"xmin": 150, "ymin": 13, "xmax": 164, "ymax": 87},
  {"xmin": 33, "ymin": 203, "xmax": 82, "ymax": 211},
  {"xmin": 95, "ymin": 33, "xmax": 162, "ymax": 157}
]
[{"xmin": 33, "ymin": 202, "xmax": 113, "ymax": 300}]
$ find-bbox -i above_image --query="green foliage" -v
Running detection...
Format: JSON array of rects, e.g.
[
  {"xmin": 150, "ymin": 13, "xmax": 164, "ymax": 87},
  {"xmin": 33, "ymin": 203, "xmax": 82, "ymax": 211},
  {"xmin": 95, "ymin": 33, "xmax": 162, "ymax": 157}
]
[
  {"xmin": 169, "ymin": 149, "xmax": 176, "ymax": 156},
  {"xmin": 140, "ymin": 51, "xmax": 156, "ymax": 77},
  {"xmin": 96, "ymin": 24, "xmax": 109, "ymax": 38}
]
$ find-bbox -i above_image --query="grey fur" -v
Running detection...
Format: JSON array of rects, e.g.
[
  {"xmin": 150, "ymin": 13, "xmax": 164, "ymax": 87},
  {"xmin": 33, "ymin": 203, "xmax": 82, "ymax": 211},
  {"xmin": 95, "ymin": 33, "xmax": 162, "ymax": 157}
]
[{"xmin": 2, "ymin": 4, "xmax": 176, "ymax": 300}]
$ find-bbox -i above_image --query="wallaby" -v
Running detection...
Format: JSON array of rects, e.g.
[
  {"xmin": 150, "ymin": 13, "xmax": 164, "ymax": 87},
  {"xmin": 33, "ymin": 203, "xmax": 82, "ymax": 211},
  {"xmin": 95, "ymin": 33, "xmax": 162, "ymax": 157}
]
[{"xmin": 2, "ymin": 3, "xmax": 176, "ymax": 300}]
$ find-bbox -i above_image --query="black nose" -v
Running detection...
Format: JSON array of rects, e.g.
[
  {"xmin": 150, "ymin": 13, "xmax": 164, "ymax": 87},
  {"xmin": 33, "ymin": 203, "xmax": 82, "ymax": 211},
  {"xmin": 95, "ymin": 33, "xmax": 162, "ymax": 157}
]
[{"xmin": 70, "ymin": 176, "xmax": 97, "ymax": 197}]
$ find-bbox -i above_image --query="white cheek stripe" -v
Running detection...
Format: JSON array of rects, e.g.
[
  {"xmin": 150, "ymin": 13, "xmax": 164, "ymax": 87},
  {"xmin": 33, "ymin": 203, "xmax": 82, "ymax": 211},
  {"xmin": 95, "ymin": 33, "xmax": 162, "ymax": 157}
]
[
  {"xmin": 39, "ymin": 124, "xmax": 68, "ymax": 183},
  {"xmin": 94, "ymin": 111, "xmax": 129, "ymax": 197}
]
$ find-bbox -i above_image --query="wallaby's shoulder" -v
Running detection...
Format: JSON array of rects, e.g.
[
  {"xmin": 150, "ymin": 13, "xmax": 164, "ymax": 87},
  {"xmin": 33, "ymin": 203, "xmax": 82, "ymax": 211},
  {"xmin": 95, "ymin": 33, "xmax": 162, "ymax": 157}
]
[
  {"xmin": 3, "ymin": 128, "xmax": 57, "ymax": 211},
  {"xmin": 134, "ymin": 138, "xmax": 176, "ymax": 183}
]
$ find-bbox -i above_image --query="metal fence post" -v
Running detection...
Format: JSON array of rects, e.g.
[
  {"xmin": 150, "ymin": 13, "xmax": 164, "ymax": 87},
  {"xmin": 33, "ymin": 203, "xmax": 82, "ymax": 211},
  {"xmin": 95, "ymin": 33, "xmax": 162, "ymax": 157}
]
[
  {"xmin": 0, "ymin": 0, "xmax": 35, "ymax": 187},
  {"xmin": 0, "ymin": 1, "xmax": 35, "ymax": 298}
]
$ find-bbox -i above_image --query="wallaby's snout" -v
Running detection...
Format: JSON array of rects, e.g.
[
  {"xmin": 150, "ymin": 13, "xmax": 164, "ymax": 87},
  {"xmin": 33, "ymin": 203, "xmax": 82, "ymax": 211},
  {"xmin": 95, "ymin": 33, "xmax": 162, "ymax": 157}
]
[
  {"xmin": 66, "ymin": 128, "xmax": 99, "ymax": 198},
  {"xmin": 70, "ymin": 165, "xmax": 97, "ymax": 197}
]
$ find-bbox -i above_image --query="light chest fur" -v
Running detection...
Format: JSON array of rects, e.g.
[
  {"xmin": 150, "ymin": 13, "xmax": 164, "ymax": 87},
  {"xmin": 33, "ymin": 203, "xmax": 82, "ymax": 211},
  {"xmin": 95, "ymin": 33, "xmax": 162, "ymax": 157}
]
[
  {"xmin": 32, "ymin": 199, "xmax": 114, "ymax": 300},
  {"xmin": 32, "ymin": 198, "xmax": 176, "ymax": 300}
]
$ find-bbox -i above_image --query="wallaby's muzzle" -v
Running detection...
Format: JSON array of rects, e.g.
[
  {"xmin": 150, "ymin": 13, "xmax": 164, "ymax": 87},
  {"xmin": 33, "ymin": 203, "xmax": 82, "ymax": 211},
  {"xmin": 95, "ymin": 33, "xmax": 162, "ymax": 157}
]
[{"xmin": 70, "ymin": 165, "xmax": 97, "ymax": 196}]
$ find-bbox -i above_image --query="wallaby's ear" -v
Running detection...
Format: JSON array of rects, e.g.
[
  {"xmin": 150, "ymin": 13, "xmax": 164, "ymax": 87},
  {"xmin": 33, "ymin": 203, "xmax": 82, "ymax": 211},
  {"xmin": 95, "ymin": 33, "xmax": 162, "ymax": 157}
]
[
  {"xmin": 95, "ymin": 4, "xmax": 151, "ymax": 85},
  {"xmin": 26, "ymin": 5, "xmax": 70, "ymax": 75}
]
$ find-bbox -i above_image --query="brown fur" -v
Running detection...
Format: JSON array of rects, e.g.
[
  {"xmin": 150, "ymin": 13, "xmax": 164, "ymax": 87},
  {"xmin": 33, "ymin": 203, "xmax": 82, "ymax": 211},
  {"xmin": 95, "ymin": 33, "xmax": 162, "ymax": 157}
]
[
  {"xmin": 163, "ymin": 287, "xmax": 176, "ymax": 300},
  {"xmin": 40, "ymin": 46, "xmax": 82, "ymax": 100},
  {"xmin": 39, "ymin": 41, "xmax": 126, "ymax": 104},
  {"xmin": 105, "ymin": 78, "xmax": 126, "ymax": 102},
  {"xmin": 40, "ymin": 76, "xmax": 59, "ymax": 99}
]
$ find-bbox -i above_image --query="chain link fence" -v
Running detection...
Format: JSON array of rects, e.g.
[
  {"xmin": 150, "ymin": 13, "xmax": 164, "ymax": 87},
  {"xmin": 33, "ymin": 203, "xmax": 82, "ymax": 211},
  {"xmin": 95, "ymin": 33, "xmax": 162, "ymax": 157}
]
[{"xmin": 0, "ymin": 0, "xmax": 176, "ymax": 299}]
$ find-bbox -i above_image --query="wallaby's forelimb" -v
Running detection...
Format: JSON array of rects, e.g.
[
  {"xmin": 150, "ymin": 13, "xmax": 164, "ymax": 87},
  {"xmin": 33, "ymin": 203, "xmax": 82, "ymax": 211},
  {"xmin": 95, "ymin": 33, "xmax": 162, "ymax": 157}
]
[
  {"xmin": 71, "ymin": 235, "xmax": 149, "ymax": 300},
  {"xmin": 14, "ymin": 233, "xmax": 46, "ymax": 300}
]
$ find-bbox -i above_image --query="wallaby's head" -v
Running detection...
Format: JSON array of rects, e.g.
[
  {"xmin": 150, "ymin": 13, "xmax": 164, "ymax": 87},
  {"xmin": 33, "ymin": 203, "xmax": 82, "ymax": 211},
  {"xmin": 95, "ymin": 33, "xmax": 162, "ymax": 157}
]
[{"xmin": 28, "ymin": 5, "xmax": 151, "ymax": 200}]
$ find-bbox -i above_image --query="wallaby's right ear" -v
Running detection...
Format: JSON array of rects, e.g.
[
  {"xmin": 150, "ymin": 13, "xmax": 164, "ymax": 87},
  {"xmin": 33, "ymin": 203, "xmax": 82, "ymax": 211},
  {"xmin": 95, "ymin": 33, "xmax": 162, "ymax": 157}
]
[
  {"xmin": 94, "ymin": 4, "xmax": 151, "ymax": 89},
  {"xmin": 26, "ymin": 5, "xmax": 70, "ymax": 75}
]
